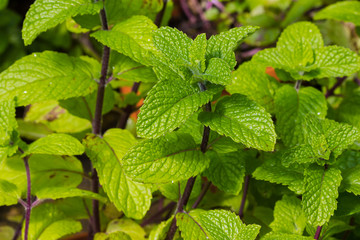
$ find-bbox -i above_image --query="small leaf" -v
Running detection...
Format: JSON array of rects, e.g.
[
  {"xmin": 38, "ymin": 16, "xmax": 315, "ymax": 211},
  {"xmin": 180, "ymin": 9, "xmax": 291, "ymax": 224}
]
[
  {"xmin": 201, "ymin": 58, "xmax": 231, "ymax": 86},
  {"xmin": 84, "ymin": 129, "xmax": 152, "ymax": 219},
  {"xmin": 189, "ymin": 33, "xmax": 207, "ymax": 72},
  {"xmin": 275, "ymin": 86, "xmax": 327, "ymax": 147},
  {"xmin": 198, "ymin": 94, "xmax": 276, "ymax": 151},
  {"xmin": 342, "ymin": 165, "xmax": 360, "ymax": 195},
  {"xmin": 37, "ymin": 220, "xmax": 82, "ymax": 240},
  {"xmin": 137, "ymin": 79, "xmax": 221, "ymax": 138},
  {"xmin": 302, "ymin": 164, "xmax": 342, "ymax": 226},
  {"xmin": 0, "ymin": 99, "xmax": 17, "ymax": 146},
  {"xmin": 149, "ymin": 217, "xmax": 173, "ymax": 240},
  {"xmin": 206, "ymin": 26, "xmax": 259, "ymax": 68},
  {"xmin": 203, "ymin": 150, "xmax": 246, "ymax": 195},
  {"xmin": 314, "ymin": 1, "xmax": 360, "ymax": 26},
  {"xmin": 92, "ymin": 15, "xmax": 157, "ymax": 66},
  {"xmin": 122, "ymin": 132, "xmax": 209, "ymax": 183},
  {"xmin": 270, "ymin": 195, "xmax": 306, "ymax": 235},
  {"xmin": 262, "ymin": 232, "xmax": 313, "ymax": 240},
  {"xmin": 176, "ymin": 210, "xmax": 208, "ymax": 240},
  {"xmin": 159, "ymin": 178, "xmax": 202, "ymax": 202},
  {"xmin": 22, "ymin": 0, "xmax": 102, "ymax": 45},
  {"xmin": 106, "ymin": 219, "xmax": 146, "ymax": 240},
  {"xmin": 337, "ymin": 89, "xmax": 360, "ymax": 129},
  {"xmin": 24, "ymin": 133, "xmax": 84, "ymax": 157},
  {"xmin": 0, "ymin": 179, "xmax": 20, "ymax": 206},
  {"xmin": 0, "ymin": 51, "xmax": 99, "ymax": 106}
]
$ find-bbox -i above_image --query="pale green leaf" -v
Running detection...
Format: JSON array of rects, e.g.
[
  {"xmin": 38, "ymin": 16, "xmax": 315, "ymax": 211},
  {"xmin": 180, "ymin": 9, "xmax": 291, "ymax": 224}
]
[
  {"xmin": 95, "ymin": 232, "xmax": 131, "ymax": 240},
  {"xmin": 199, "ymin": 94, "xmax": 276, "ymax": 151},
  {"xmin": 201, "ymin": 58, "xmax": 231, "ymax": 86},
  {"xmin": 137, "ymin": 79, "xmax": 221, "ymax": 138},
  {"xmin": 337, "ymin": 89, "xmax": 360, "ymax": 129},
  {"xmin": 0, "ymin": 51, "xmax": 99, "ymax": 106},
  {"xmin": 0, "ymin": 99, "xmax": 17, "ymax": 146},
  {"xmin": 314, "ymin": 1, "xmax": 360, "ymax": 26},
  {"xmin": 149, "ymin": 217, "xmax": 173, "ymax": 240},
  {"xmin": 38, "ymin": 219, "xmax": 82, "ymax": 240},
  {"xmin": 24, "ymin": 133, "xmax": 84, "ymax": 156},
  {"xmin": 206, "ymin": 26, "xmax": 259, "ymax": 68},
  {"xmin": 189, "ymin": 33, "xmax": 207, "ymax": 72},
  {"xmin": 92, "ymin": 15, "xmax": 157, "ymax": 66},
  {"xmin": 159, "ymin": 178, "xmax": 202, "ymax": 202},
  {"xmin": 22, "ymin": 0, "xmax": 102, "ymax": 45},
  {"xmin": 262, "ymin": 232, "xmax": 313, "ymax": 240},
  {"xmin": 122, "ymin": 132, "xmax": 209, "ymax": 183},
  {"xmin": 0, "ymin": 226, "xmax": 14, "ymax": 240},
  {"xmin": 275, "ymin": 86, "xmax": 327, "ymax": 147},
  {"xmin": 176, "ymin": 210, "xmax": 208, "ymax": 240},
  {"xmin": 342, "ymin": 165, "xmax": 360, "ymax": 195},
  {"xmin": 204, "ymin": 150, "xmax": 246, "ymax": 195},
  {"xmin": 270, "ymin": 195, "xmax": 306, "ymax": 235},
  {"xmin": 36, "ymin": 187, "xmax": 107, "ymax": 202},
  {"xmin": 313, "ymin": 46, "xmax": 360, "ymax": 79},
  {"xmin": 153, "ymin": 27, "xmax": 192, "ymax": 65},
  {"xmin": 0, "ymin": 179, "xmax": 20, "ymax": 206},
  {"xmin": 227, "ymin": 61, "xmax": 278, "ymax": 113},
  {"xmin": 106, "ymin": 219, "xmax": 145, "ymax": 240},
  {"xmin": 302, "ymin": 164, "xmax": 342, "ymax": 226},
  {"xmin": 83, "ymin": 129, "xmax": 152, "ymax": 219}
]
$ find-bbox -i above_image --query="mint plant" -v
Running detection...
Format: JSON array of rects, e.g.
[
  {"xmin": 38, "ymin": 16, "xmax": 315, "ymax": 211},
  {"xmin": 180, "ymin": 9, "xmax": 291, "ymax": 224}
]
[{"xmin": 0, "ymin": 0, "xmax": 360, "ymax": 240}]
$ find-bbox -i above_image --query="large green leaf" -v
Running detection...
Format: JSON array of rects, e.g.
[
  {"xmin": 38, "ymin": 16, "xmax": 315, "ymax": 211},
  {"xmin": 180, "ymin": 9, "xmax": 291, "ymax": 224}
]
[
  {"xmin": 0, "ymin": 179, "xmax": 21, "ymax": 206},
  {"xmin": 275, "ymin": 86, "xmax": 327, "ymax": 147},
  {"xmin": 122, "ymin": 132, "xmax": 209, "ymax": 183},
  {"xmin": 203, "ymin": 150, "xmax": 246, "ymax": 195},
  {"xmin": 0, "ymin": 51, "xmax": 99, "ymax": 106},
  {"xmin": 270, "ymin": 195, "xmax": 306, "ymax": 235},
  {"xmin": 22, "ymin": 0, "xmax": 102, "ymax": 45},
  {"xmin": 227, "ymin": 61, "xmax": 278, "ymax": 113},
  {"xmin": 199, "ymin": 94, "xmax": 276, "ymax": 151},
  {"xmin": 137, "ymin": 79, "xmax": 221, "ymax": 138},
  {"xmin": 314, "ymin": 1, "xmax": 360, "ymax": 26},
  {"xmin": 206, "ymin": 26, "xmax": 259, "ymax": 69},
  {"xmin": 83, "ymin": 129, "xmax": 152, "ymax": 219},
  {"xmin": 302, "ymin": 164, "xmax": 342, "ymax": 226},
  {"xmin": 91, "ymin": 15, "xmax": 157, "ymax": 66},
  {"xmin": 23, "ymin": 133, "xmax": 84, "ymax": 157}
]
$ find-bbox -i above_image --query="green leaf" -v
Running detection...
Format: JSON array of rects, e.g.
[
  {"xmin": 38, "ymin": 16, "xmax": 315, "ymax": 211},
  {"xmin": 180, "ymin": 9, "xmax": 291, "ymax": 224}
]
[
  {"xmin": 0, "ymin": 179, "xmax": 20, "ymax": 206},
  {"xmin": 159, "ymin": 178, "xmax": 202, "ymax": 202},
  {"xmin": 0, "ymin": 0, "xmax": 8, "ymax": 10},
  {"xmin": 176, "ymin": 210, "xmax": 208, "ymax": 240},
  {"xmin": 270, "ymin": 195, "xmax": 306, "ymax": 235},
  {"xmin": 203, "ymin": 150, "xmax": 246, "ymax": 195},
  {"xmin": 275, "ymin": 86, "xmax": 327, "ymax": 147},
  {"xmin": 24, "ymin": 133, "xmax": 84, "ymax": 157},
  {"xmin": 281, "ymin": 145, "xmax": 319, "ymax": 167},
  {"xmin": 313, "ymin": 46, "xmax": 360, "ymax": 79},
  {"xmin": 302, "ymin": 164, "xmax": 342, "ymax": 226},
  {"xmin": 91, "ymin": 15, "xmax": 157, "ymax": 66},
  {"xmin": 341, "ymin": 165, "xmax": 360, "ymax": 195},
  {"xmin": 0, "ymin": 99, "xmax": 17, "ymax": 146},
  {"xmin": 336, "ymin": 150, "xmax": 360, "ymax": 171},
  {"xmin": 106, "ymin": 219, "xmax": 146, "ymax": 240},
  {"xmin": 122, "ymin": 132, "xmax": 209, "ymax": 183},
  {"xmin": 95, "ymin": 232, "xmax": 131, "ymax": 240},
  {"xmin": 37, "ymin": 219, "xmax": 82, "ymax": 240},
  {"xmin": 253, "ymin": 153, "xmax": 305, "ymax": 194},
  {"xmin": 198, "ymin": 94, "xmax": 276, "ymax": 151},
  {"xmin": 153, "ymin": 27, "xmax": 192, "ymax": 65},
  {"xmin": 83, "ymin": 129, "xmax": 152, "ymax": 219},
  {"xmin": 137, "ymin": 79, "xmax": 221, "ymax": 138},
  {"xmin": 0, "ymin": 51, "xmax": 99, "ymax": 106},
  {"xmin": 262, "ymin": 232, "xmax": 313, "ymax": 240},
  {"xmin": 35, "ymin": 187, "xmax": 107, "ymax": 202},
  {"xmin": 201, "ymin": 58, "xmax": 231, "ymax": 86},
  {"xmin": 149, "ymin": 217, "xmax": 173, "ymax": 240},
  {"xmin": 206, "ymin": 26, "xmax": 259, "ymax": 69},
  {"xmin": 227, "ymin": 61, "xmax": 277, "ymax": 113},
  {"xmin": 22, "ymin": 0, "xmax": 102, "ymax": 45},
  {"xmin": 314, "ymin": 1, "xmax": 360, "ymax": 26},
  {"xmin": 282, "ymin": 0, "xmax": 321, "ymax": 27},
  {"xmin": 336, "ymin": 192, "xmax": 360, "ymax": 216},
  {"xmin": 189, "ymin": 33, "xmax": 207, "ymax": 72},
  {"xmin": 337, "ymin": 89, "xmax": 360, "ymax": 129}
]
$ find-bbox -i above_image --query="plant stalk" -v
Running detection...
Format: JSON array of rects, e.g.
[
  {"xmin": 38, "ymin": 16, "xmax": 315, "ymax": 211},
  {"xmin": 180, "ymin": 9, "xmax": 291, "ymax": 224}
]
[
  {"xmin": 23, "ymin": 156, "xmax": 31, "ymax": 240},
  {"xmin": 295, "ymin": 80, "xmax": 302, "ymax": 92},
  {"xmin": 238, "ymin": 175, "xmax": 250, "ymax": 219},
  {"xmin": 90, "ymin": 4, "xmax": 110, "ymax": 236},
  {"xmin": 314, "ymin": 226, "xmax": 322, "ymax": 240},
  {"xmin": 192, "ymin": 180, "xmax": 211, "ymax": 209},
  {"xmin": 166, "ymin": 82, "xmax": 212, "ymax": 240}
]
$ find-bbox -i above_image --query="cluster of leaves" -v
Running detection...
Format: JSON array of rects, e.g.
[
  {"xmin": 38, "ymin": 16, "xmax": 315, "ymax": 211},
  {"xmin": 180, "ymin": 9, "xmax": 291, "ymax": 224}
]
[{"xmin": 1, "ymin": 0, "xmax": 360, "ymax": 240}]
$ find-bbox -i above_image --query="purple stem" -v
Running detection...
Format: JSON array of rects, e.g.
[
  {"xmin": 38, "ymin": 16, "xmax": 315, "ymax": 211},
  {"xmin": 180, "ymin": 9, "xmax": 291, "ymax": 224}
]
[
  {"xmin": 325, "ymin": 77, "xmax": 346, "ymax": 98},
  {"xmin": 314, "ymin": 226, "xmax": 322, "ymax": 239},
  {"xmin": 12, "ymin": 216, "xmax": 24, "ymax": 240},
  {"xmin": 23, "ymin": 156, "xmax": 31, "ymax": 240},
  {"xmin": 192, "ymin": 180, "xmax": 211, "ymax": 209},
  {"xmin": 238, "ymin": 175, "xmax": 250, "ymax": 219},
  {"xmin": 211, "ymin": 0, "xmax": 224, "ymax": 11},
  {"xmin": 180, "ymin": 0, "xmax": 197, "ymax": 24}
]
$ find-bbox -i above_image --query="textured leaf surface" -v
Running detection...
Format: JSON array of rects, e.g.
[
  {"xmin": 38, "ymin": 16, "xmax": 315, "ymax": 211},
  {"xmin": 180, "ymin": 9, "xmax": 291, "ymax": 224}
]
[
  {"xmin": 159, "ymin": 178, "xmax": 202, "ymax": 201},
  {"xmin": 262, "ymin": 233, "xmax": 313, "ymax": 240},
  {"xmin": 22, "ymin": 0, "xmax": 102, "ymax": 45},
  {"xmin": 253, "ymin": 153, "xmax": 305, "ymax": 194},
  {"xmin": 92, "ymin": 16, "xmax": 157, "ymax": 66},
  {"xmin": 202, "ymin": 58, "xmax": 231, "ymax": 86},
  {"xmin": 0, "ymin": 179, "xmax": 21, "ymax": 206},
  {"xmin": 199, "ymin": 94, "xmax": 276, "ymax": 151},
  {"xmin": 275, "ymin": 86, "xmax": 327, "ymax": 147},
  {"xmin": 137, "ymin": 79, "xmax": 221, "ymax": 138},
  {"xmin": 204, "ymin": 150, "xmax": 246, "ymax": 195},
  {"xmin": 314, "ymin": 1, "xmax": 360, "ymax": 26},
  {"xmin": 37, "ymin": 219, "xmax": 82, "ymax": 240},
  {"xmin": 302, "ymin": 164, "xmax": 342, "ymax": 226},
  {"xmin": 176, "ymin": 211, "xmax": 208, "ymax": 240},
  {"xmin": 0, "ymin": 51, "xmax": 99, "ymax": 106},
  {"xmin": 270, "ymin": 195, "xmax": 306, "ymax": 235},
  {"xmin": 281, "ymin": 145, "xmax": 319, "ymax": 167},
  {"xmin": 36, "ymin": 187, "xmax": 107, "ymax": 202},
  {"xmin": 0, "ymin": 99, "xmax": 17, "ymax": 146},
  {"xmin": 206, "ymin": 26, "xmax": 259, "ymax": 68},
  {"xmin": 84, "ymin": 129, "xmax": 152, "ymax": 219},
  {"xmin": 24, "ymin": 133, "xmax": 84, "ymax": 156},
  {"xmin": 189, "ymin": 33, "xmax": 207, "ymax": 72},
  {"xmin": 122, "ymin": 132, "xmax": 209, "ymax": 183},
  {"xmin": 227, "ymin": 61, "xmax": 277, "ymax": 113}
]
